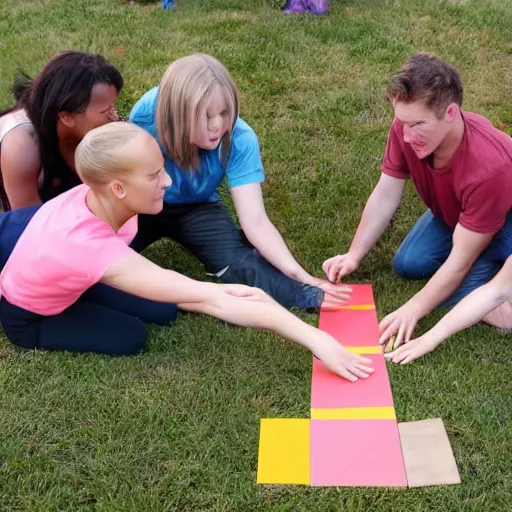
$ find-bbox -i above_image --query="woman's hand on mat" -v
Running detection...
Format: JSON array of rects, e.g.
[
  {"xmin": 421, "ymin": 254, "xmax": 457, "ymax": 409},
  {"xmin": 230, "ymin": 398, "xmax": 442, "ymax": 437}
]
[
  {"xmin": 312, "ymin": 332, "xmax": 374, "ymax": 382},
  {"xmin": 322, "ymin": 252, "xmax": 361, "ymax": 283},
  {"xmin": 308, "ymin": 277, "xmax": 352, "ymax": 303},
  {"xmin": 378, "ymin": 301, "xmax": 423, "ymax": 347},
  {"xmin": 385, "ymin": 333, "xmax": 439, "ymax": 364}
]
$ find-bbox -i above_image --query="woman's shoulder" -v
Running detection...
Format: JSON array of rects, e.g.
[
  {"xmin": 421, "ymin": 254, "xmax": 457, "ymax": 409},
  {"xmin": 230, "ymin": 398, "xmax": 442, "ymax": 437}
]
[
  {"xmin": 0, "ymin": 116, "xmax": 40, "ymax": 179},
  {"xmin": 231, "ymin": 117, "xmax": 260, "ymax": 151},
  {"xmin": 40, "ymin": 185, "xmax": 120, "ymax": 243},
  {"xmin": 233, "ymin": 117, "xmax": 255, "ymax": 136},
  {"xmin": 0, "ymin": 109, "xmax": 35, "ymax": 143}
]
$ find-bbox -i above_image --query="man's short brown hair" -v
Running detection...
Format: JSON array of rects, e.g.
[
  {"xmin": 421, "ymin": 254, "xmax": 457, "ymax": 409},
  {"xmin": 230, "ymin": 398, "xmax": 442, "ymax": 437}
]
[{"xmin": 387, "ymin": 52, "xmax": 463, "ymax": 118}]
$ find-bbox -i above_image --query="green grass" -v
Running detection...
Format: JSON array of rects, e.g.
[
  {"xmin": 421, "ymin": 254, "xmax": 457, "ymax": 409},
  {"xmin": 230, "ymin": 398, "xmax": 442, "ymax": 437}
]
[{"xmin": 1, "ymin": 0, "xmax": 512, "ymax": 510}]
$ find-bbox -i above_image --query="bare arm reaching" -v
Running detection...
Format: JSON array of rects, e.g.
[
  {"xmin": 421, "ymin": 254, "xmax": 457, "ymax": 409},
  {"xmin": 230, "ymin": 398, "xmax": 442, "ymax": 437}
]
[
  {"xmin": 378, "ymin": 224, "xmax": 493, "ymax": 346},
  {"xmin": 232, "ymin": 183, "xmax": 351, "ymax": 302},
  {"xmin": 386, "ymin": 254, "xmax": 512, "ymax": 364},
  {"xmin": 323, "ymin": 174, "xmax": 405, "ymax": 282},
  {"xmin": 102, "ymin": 252, "xmax": 374, "ymax": 381}
]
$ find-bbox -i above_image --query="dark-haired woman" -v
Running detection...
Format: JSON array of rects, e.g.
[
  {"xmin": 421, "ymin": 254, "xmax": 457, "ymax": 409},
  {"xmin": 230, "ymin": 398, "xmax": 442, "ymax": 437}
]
[
  {"xmin": 0, "ymin": 50, "xmax": 122, "ymax": 212},
  {"xmin": 0, "ymin": 51, "xmax": 182, "ymax": 329}
]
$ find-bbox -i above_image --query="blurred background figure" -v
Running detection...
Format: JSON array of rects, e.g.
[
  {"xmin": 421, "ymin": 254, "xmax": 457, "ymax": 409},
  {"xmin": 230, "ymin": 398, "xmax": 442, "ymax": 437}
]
[{"xmin": 282, "ymin": 0, "xmax": 327, "ymax": 14}]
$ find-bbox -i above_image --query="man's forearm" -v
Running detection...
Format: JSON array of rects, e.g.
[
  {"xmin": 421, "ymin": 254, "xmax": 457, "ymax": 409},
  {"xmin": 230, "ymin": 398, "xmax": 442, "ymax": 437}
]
[
  {"xmin": 409, "ymin": 260, "xmax": 472, "ymax": 316},
  {"xmin": 410, "ymin": 225, "xmax": 494, "ymax": 316},
  {"xmin": 349, "ymin": 191, "xmax": 399, "ymax": 261}
]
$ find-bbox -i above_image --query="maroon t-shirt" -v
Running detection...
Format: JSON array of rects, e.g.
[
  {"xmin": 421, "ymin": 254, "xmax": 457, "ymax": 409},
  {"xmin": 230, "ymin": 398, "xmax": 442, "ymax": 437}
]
[{"xmin": 382, "ymin": 111, "xmax": 512, "ymax": 234}]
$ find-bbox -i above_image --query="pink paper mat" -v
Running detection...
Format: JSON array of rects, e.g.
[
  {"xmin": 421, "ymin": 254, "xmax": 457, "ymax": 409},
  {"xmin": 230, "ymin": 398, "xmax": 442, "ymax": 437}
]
[
  {"xmin": 342, "ymin": 283, "xmax": 375, "ymax": 306},
  {"xmin": 311, "ymin": 354, "xmax": 394, "ymax": 409},
  {"xmin": 319, "ymin": 309, "xmax": 380, "ymax": 346},
  {"xmin": 310, "ymin": 419, "xmax": 407, "ymax": 487}
]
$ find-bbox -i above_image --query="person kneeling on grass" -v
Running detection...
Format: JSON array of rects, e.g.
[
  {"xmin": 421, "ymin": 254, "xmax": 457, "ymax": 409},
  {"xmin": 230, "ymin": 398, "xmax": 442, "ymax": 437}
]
[
  {"xmin": 386, "ymin": 254, "xmax": 512, "ymax": 364},
  {"xmin": 0, "ymin": 122, "xmax": 373, "ymax": 383},
  {"xmin": 323, "ymin": 52, "xmax": 512, "ymax": 347}
]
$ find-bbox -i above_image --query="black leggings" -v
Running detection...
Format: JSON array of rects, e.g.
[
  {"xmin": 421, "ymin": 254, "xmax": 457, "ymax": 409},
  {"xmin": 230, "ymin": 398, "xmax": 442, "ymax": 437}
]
[{"xmin": 0, "ymin": 284, "xmax": 178, "ymax": 356}]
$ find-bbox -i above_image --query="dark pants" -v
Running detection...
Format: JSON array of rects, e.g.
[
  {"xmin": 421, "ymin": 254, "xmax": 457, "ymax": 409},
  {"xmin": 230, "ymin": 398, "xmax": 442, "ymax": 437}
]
[
  {"xmin": 0, "ymin": 204, "xmax": 40, "ymax": 268},
  {"xmin": 131, "ymin": 201, "xmax": 323, "ymax": 310},
  {"xmin": 0, "ymin": 206, "xmax": 178, "ymax": 355},
  {"xmin": 393, "ymin": 209, "xmax": 512, "ymax": 307},
  {"xmin": 0, "ymin": 284, "xmax": 178, "ymax": 356},
  {"xmin": 0, "ymin": 293, "xmax": 177, "ymax": 356}
]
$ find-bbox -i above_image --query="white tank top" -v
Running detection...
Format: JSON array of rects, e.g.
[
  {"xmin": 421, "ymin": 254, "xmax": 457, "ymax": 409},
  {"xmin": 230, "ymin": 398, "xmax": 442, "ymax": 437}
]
[
  {"xmin": 0, "ymin": 109, "xmax": 37, "ymax": 212},
  {"xmin": 0, "ymin": 109, "xmax": 33, "ymax": 143}
]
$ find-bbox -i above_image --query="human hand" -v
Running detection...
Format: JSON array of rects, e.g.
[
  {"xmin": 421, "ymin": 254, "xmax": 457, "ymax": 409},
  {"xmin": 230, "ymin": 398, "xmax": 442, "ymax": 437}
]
[
  {"xmin": 378, "ymin": 301, "xmax": 424, "ymax": 347},
  {"xmin": 384, "ymin": 333, "xmax": 439, "ymax": 364},
  {"xmin": 312, "ymin": 331, "xmax": 374, "ymax": 382},
  {"xmin": 307, "ymin": 277, "xmax": 352, "ymax": 303},
  {"xmin": 322, "ymin": 252, "xmax": 361, "ymax": 283}
]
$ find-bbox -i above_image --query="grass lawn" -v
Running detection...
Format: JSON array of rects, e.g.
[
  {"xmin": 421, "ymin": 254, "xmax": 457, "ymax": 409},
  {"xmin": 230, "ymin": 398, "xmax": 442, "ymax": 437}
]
[{"xmin": 1, "ymin": 0, "xmax": 512, "ymax": 510}]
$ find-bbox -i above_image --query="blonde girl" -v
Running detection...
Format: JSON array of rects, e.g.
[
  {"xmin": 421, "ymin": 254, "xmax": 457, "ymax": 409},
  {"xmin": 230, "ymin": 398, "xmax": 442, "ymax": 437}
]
[{"xmin": 129, "ymin": 54, "xmax": 349, "ymax": 310}]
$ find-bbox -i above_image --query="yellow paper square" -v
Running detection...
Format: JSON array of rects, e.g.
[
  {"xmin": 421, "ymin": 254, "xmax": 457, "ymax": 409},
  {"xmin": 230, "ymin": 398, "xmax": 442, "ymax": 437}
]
[{"xmin": 257, "ymin": 418, "xmax": 310, "ymax": 485}]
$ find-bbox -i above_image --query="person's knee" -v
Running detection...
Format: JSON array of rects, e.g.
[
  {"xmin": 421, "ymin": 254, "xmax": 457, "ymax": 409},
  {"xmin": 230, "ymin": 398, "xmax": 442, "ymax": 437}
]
[
  {"xmin": 146, "ymin": 304, "xmax": 178, "ymax": 326},
  {"xmin": 483, "ymin": 299, "xmax": 512, "ymax": 330},
  {"xmin": 220, "ymin": 249, "xmax": 323, "ymax": 309},
  {"xmin": 392, "ymin": 246, "xmax": 435, "ymax": 280},
  {"xmin": 220, "ymin": 248, "xmax": 259, "ymax": 286}
]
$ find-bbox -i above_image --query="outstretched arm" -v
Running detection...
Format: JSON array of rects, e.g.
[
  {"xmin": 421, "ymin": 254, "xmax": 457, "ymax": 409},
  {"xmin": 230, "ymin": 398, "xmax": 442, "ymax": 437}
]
[
  {"xmin": 322, "ymin": 174, "xmax": 405, "ymax": 282},
  {"xmin": 379, "ymin": 224, "xmax": 493, "ymax": 346},
  {"xmin": 102, "ymin": 252, "xmax": 374, "ymax": 381},
  {"xmin": 386, "ymin": 255, "xmax": 512, "ymax": 364},
  {"xmin": 231, "ymin": 182, "xmax": 351, "ymax": 302}
]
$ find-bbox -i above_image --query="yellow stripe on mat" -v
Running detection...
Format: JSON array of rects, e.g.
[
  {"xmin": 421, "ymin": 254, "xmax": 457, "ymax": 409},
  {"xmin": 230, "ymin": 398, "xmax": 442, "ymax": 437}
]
[
  {"xmin": 346, "ymin": 346, "xmax": 382, "ymax": 354},
  {"xmin": 311, "ymin": 407, "xmax": 396, "ymax": 420},
  {"xmin": 321, "ymin": 304, "xmax": 376, "ymax": 312}
]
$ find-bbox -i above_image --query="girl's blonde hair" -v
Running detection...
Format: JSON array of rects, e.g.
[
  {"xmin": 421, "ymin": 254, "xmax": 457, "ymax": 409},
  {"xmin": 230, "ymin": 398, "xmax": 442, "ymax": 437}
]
[
  {"xmin": 75, "ymin": 122, "xmax": 146, "ymax": 187},
  {"xmin": 156, "ymin": 53, "xmax": 239, "ymax": 171}
]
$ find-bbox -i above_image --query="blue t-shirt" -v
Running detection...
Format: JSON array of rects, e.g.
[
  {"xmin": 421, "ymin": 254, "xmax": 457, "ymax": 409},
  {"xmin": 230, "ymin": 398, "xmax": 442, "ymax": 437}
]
[{"xmin": 129, "ymin": 87, "xmax": 265, "ymax": 205}]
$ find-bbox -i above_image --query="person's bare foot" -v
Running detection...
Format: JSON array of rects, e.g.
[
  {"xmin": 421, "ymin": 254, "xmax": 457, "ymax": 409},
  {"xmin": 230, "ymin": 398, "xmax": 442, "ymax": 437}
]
[{"xmin": 483, "ymin": 299, "xmax": 512, "ymax": 330}]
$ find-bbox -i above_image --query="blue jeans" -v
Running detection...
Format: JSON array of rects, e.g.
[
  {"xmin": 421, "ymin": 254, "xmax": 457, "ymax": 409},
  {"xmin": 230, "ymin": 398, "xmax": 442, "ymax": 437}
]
[
  {"xmin": 0, "ymin": 204, "xmax": 40, "ymax": 268},
  {"xmin": 131, "ymin": 201, "xmax": 323, "ymax": 310},
  {"xmin": 392, "ymin": 210, "xmax": 512, "ymax": 307}
]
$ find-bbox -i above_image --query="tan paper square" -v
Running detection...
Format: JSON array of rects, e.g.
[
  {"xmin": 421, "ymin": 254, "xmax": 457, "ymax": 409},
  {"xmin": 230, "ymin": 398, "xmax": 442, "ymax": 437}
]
[{"xmin": 398, "ymin": 418, "xmax": 461, "ymax": 488}]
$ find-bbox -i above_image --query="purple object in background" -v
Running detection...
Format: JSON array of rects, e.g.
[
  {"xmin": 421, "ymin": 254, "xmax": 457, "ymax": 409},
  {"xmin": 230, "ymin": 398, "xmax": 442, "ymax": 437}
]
[
  {"xmin": 307, "ymin": 0, "xmax": 328, "ymax": 14},
  {"xmin": 282, "ymin": 0, "xmax": 328, "ymax": 14},
  {"xmin": 282, "ymin": 0, "xmax": 308, "ymax": 13}
]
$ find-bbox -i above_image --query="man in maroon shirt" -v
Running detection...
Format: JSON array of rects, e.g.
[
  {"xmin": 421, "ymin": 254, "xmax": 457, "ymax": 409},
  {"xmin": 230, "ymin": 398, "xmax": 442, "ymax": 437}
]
[{"xmin": 323, "ymin": 52, "xmax": 512, "ymax": 348}]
